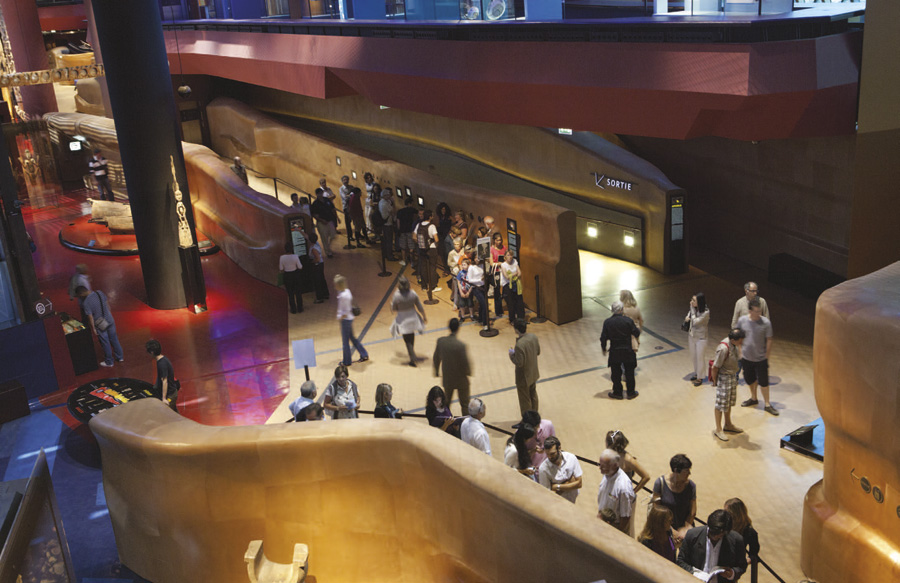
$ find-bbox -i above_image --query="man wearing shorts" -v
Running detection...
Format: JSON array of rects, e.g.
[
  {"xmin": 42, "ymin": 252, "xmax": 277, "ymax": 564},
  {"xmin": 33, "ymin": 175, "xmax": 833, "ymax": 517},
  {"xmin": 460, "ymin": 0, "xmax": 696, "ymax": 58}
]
[
  {"xmin": 710, "ymin": 328, "xmax": 745, "ymax": 441},
  {"xmin": 737, "ymin": 299, "xmax": 778, "ymax": 416}
]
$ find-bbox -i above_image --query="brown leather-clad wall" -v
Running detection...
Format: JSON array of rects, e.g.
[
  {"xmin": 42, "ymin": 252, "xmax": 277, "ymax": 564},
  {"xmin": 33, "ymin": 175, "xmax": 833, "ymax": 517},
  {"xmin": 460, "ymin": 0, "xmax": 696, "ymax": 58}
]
[
  {"xmin": 801, "ymin": 261, "xmax": 900, "ymax": 582},
  {"xmin": 91, "ymin": 399, "xmax": 698, "ymax": 583},
  {"xmin": 206, "ymin": 98, "xmax": 582, "ymax": 324},
  {"xmin": 217, "ymin": 85, "xmax": 677, "ymax": 275},
  {"xmin": 182, "ymin": 142, "xmax": 312, "ymax": 286}
]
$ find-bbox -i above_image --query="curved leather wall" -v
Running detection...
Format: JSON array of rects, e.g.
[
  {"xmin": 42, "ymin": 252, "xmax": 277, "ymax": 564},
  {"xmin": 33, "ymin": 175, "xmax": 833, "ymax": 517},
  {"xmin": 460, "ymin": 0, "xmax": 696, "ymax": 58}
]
[
  {"xmin": 90, "ymin": 398, "xmax": 699, "ymax": 583},
  {"xmin": 801, "ymin": 261, "xmax": 900, "ymax": 582},
  {"xmin": 182, "ymin": 142, "xmax": 312, "ymax": 286},
  {"xmin": 215, "ymin": 84, "xmax": 678, "ymax": 275},
  {"xmin": 206, "ymin": 98, "xmax": 582, "ymax": 324}
]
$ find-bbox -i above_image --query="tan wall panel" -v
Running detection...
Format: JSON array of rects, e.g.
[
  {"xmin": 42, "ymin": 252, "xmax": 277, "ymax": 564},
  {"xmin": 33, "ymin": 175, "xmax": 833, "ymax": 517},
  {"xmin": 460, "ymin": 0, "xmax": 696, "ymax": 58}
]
[
  {"xmin": 219, "ymin": 84, "xmax": 678, "ymax": 274},
  {"xmin": 91, "ymin": 399, "xmax": 699, "ymax": 583},
  {"xmin": 207, "ymin": 98, "xmax": 582, "ymax": 324}
]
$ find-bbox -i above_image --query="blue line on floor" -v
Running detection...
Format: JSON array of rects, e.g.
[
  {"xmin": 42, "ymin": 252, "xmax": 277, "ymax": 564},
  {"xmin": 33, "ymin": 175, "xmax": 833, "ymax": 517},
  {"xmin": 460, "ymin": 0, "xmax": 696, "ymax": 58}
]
[
  {"xmin": 405, "ymin": 345, "xmax": 682, "ymax": 414},
  {"xmin": 589, "ymin": 296, "xmax": 683, "ymax": 350},
  {"xmin": 315, "ymin": 319, "xmax": 476, "ymax": 357},
  {"xmin": 358, "ymin": 262, "xmax": 408, "ymax": 342}
]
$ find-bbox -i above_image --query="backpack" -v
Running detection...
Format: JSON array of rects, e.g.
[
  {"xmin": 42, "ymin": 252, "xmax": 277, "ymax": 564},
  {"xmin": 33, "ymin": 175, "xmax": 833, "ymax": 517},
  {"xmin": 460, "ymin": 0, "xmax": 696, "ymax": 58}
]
[{"xmin": 417, "ymin": 221, "xmax": 431, "ymax": 250}]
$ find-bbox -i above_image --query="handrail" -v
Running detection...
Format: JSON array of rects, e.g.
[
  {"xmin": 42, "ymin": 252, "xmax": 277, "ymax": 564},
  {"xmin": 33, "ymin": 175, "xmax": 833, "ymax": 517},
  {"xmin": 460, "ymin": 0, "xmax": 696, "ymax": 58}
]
[
  {"xmin": 243, "ymin": 164, "xmax": 312, "ymax": 203},
  {"xmin": 340, "ymin": 408, "xmax": 786, "ymax": 583}
]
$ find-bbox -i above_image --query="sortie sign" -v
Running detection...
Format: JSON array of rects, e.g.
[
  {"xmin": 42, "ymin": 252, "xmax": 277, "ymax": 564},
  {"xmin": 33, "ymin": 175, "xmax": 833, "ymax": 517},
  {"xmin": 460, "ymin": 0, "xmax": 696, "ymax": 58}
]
[{"xmin": 592, "ymin": 172, "xmax": 635, "ymax": 191}]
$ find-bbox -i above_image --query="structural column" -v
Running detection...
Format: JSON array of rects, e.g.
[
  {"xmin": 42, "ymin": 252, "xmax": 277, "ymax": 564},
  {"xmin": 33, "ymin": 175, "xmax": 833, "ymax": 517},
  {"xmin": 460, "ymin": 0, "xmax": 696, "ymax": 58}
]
[
  {"xmin": 90, "ymin": 0, "xmax": 205, "ymax": 310},
  {"xmin": 0, "ymin": 0, "xmax": 57, "ymax": 117},
  {"xmin": 847, "ymin": 0, "xmax": 900, "ymax": 278}
]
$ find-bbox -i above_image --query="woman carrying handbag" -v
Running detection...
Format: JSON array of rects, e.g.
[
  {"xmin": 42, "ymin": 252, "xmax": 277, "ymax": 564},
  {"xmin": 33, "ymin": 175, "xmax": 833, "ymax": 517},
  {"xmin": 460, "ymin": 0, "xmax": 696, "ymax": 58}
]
[{"xmin": 684, "ymin": 293, "xmax": 710, "ymax": 386}]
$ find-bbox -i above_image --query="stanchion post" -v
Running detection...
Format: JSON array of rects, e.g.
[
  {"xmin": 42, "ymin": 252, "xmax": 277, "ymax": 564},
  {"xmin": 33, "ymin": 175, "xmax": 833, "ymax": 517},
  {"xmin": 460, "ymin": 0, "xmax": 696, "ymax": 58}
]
[
  {"xmin": 343, "ymin": 211, "xmax": 355, "ymax": 249},
  {"xmin": 479, "ymin": 283, "xmax": 499, "ymax": 337},
  {"xmin": 530, "ymin": 274, "xmax": 547, "ymax": 323},
  {"xmin": 377, "ymin": 252, "xmax": 392, "ymax": 278}
]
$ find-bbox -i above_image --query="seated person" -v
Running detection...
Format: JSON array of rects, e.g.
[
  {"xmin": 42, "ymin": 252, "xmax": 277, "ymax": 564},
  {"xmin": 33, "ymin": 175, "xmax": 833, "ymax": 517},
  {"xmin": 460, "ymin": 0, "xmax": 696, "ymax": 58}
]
[{"xmin": 677, "ymin": 509, "xmax": 747, "ymax": 581}]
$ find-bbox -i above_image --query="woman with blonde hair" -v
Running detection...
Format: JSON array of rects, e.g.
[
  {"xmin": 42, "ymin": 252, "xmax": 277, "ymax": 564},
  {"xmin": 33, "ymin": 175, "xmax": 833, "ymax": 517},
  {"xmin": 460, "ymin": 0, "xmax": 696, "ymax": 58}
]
[
  {"xmin": 620, "ymin": 290, "xmax": 643, "ymax": 352},
  {"xmin": 334, "ymin": 274, "xmax": 369, "ymax": 366},
  {"xmin": 638, "ymin": 504, "xmax": 676, "ymax": 562},
  {"xmin": 605, "ymin": 429, "xmax": 650, "ymax": 493},
  {"xmin": 724, "ymin": 498, "xmax": 760, "ymax": 569},
  {"xmin": 373, "ymin": 383, "xmax": 403, "ymax": 418}
]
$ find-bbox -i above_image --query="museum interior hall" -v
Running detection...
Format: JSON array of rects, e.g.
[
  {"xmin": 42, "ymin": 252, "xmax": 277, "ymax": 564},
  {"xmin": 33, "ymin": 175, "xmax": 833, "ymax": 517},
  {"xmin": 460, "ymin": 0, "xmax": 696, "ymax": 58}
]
[{"xmin": 0, "ymin": 1, "xmax": 898, "ymax": 583}]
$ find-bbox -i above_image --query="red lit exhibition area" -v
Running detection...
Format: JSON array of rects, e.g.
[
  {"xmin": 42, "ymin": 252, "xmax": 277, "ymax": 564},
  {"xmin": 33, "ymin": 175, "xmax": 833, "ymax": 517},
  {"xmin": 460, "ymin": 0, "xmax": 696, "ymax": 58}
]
[{"xmin": 162, "ymin": 9, "xmax": 862, "ymax": 142}]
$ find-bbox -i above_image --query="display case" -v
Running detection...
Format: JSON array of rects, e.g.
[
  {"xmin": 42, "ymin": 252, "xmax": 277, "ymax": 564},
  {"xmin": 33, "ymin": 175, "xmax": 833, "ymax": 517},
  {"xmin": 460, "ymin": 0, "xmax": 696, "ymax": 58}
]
[{"xmin": 60, "ymin": 314, "xmax": 96, "ymax": 376}]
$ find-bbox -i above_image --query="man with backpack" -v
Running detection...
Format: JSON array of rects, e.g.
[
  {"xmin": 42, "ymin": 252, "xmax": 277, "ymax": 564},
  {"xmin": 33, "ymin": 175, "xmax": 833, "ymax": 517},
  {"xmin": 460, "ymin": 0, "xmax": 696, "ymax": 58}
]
[
  {"xmin": 710, "ymin": 327, "xmax": 746, "ymax": 442},
  {"xmin": 416, "ymin": 209, "xmax": 441, "ymax": 293}
]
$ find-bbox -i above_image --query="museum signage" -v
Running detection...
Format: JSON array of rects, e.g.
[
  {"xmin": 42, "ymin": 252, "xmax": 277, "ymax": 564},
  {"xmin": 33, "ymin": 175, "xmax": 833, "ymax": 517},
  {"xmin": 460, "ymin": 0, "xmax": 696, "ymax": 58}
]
[{"xmin": 592, "ymin": 172, "xmax": 636, "ymax": 191}]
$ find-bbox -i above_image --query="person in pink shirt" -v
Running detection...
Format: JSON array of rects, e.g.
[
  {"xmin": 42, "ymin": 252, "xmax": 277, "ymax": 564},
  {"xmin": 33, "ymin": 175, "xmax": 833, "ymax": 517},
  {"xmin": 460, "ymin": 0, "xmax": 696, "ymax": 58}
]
[{"xmin": 514, "ymin": 410, "xmax": 556, "ymax": 468}]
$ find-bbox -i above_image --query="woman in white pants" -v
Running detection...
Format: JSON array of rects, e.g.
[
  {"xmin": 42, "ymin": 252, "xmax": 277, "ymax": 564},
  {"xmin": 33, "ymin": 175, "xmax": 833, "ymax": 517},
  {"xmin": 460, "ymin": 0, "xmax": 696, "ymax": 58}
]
[{"xmin": 685, "ymin": 293, "xmax": 709, "ymax": 386}]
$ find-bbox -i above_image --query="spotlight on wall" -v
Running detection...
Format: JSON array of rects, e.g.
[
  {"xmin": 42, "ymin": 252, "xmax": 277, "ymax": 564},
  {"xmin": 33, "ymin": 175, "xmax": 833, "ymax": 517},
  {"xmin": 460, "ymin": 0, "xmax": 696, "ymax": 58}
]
[
  {"xmin": 623, "ymin": 231, "xmax": 635, "ymax": 247},
  {"xmin": 379, "ymin": 105, "xmax": 390, "ymax": 110},
  {"xmin": 336, "ymin": 156, "xmax": 341, "ymax": 166},
  {"xmin": 558, "ymin": 128, "xmax": 573, "ymax": 135},
  {"xmin": 587, "ymin": 222, "xmax": 598, "ymax": 238},
  {"xmin": 351, "ymin": 171, "xmax": 357, "ymax": 180}
]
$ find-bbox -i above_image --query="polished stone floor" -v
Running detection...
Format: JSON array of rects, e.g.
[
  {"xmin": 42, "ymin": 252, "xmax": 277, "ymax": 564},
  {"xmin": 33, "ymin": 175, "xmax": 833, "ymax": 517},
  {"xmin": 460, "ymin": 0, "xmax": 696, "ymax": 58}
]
[
  {"xmin": 9, "ymin": 188, "xmax": 821, "ymax": 582},
  {"xmin": 272, "ymin": 246, "xmax": 822, "ymax": 583}
]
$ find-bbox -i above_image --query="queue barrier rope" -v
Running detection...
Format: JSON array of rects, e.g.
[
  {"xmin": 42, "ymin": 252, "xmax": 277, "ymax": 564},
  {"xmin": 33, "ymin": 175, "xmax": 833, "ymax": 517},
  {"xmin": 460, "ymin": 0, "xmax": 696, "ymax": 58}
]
[{"xmin": 297, "ymin": 409, "xmax": 787, "ymax": 583}]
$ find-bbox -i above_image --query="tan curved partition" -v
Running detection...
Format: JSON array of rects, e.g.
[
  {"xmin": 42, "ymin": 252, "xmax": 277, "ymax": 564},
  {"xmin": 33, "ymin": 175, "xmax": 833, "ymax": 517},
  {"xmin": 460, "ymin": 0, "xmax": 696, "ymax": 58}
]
[
  {"xmin": 182, "ymin": 142, "xmax": 312, "ymax": 286},
  {"xmin": 91, "ymin": 399, "xmax": 696, "ymax": 583},
  {"xmin": 207, "ymin": 98, "xmax": 581, "ymax": 324},
  {"xmin": 801, "ymin": 261, "xmax": 900, "ymax": 582}
]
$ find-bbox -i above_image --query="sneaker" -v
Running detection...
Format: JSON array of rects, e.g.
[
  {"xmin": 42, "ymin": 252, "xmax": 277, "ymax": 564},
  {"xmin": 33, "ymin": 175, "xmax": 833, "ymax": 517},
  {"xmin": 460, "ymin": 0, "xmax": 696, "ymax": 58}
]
[
  {"xmin": 764, "ymin": 405, "xmax": 780, "ymax": 416},
  {"xmin": 689, "ymin": 375, "xmax": 698, "ymax": 381},
  {"xmin": 358, "ymin": 356, "xmax": 369, "ymax": 363},
  {"xmin": 99, "ymin": 361, "xmax": 113, "ymax": 368},
  {"xmin": 608, "ymin": 392, "xmax": 624, "ymax": 400},
  {"xmin": 626, "ymin": 391, "xmax": 639, "ymax": 400},
  {"xmin": 723, "ymin": 425, "xmax": 744, "ymax": 434},
  {"xmin": 399, "ymin": 260, "xmax": 407, "ymax": 266},
  {"xmin": 740, "ymin": 398, "xmax": 759, "ymax": 407},
  {"xmin": 433, "ymin": 287, "xmax": 442, "ymax": 292},
  {"xmin": 692, "ymin": 379, "xmax": 703, "ymax": 387},
  {"xmin": 482, "ymin": 325, "xmax": 490, "ymax": 331},
  {"xmin": 714, "ymin": 430, "xmax": 729, "ymax": 442},
  {"xmin": 116, "ymin": 358, "xmax": 125, "ymax": 363},
  {"xmin": 408, "ymin": 361, "xmax": 417, "ymax": 367},
  {"xmin": 314, "ymin": 299, "xmax": 325, "ymax": 304}
]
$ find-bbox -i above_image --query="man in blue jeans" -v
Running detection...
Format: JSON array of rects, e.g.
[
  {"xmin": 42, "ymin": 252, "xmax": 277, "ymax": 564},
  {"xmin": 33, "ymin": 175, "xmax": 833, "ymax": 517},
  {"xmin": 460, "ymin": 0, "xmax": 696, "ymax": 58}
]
[{"xmin": 77, "ymin": 286, "xmax": 124, "ymax": 367}]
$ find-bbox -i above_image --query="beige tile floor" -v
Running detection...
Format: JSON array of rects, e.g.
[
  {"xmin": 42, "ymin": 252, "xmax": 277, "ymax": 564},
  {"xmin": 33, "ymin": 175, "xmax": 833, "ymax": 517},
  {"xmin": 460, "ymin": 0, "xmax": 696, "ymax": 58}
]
[{"xmin": 269, "ymin": 245, "xmax": 822, "ymax": 583}]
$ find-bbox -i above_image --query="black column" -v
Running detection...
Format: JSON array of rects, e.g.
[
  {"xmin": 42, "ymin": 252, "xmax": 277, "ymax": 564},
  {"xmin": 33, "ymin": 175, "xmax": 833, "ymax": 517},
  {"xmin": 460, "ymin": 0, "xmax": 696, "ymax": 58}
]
[{"xmin": 90, "ymin": 0, "xmax": 205, "ymax": 310}]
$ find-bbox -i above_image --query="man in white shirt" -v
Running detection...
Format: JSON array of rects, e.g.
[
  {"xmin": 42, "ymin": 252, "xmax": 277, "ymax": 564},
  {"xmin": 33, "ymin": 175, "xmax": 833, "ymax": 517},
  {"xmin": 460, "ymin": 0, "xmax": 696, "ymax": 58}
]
[
  {"xmin": 460, "ymin": 398, "xmax": 491, "ymax": 455},
  {"xmin": 538, "ymin": 436, "xmax": 583, "ymax": 503},
  {"xmin": 731, "ymin": 281, "xmax": 769, "ymax": 328},
  {"xmin": 319, "ymin": 177, "xmax": 335, "ymax": 200},
  {"xmin": 288, "ymin": 380, "xmax": 318, "ymax": 420},
  {"xmin": 596, "ymin": 449, "xmax": 636, "ymax": 533}
]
